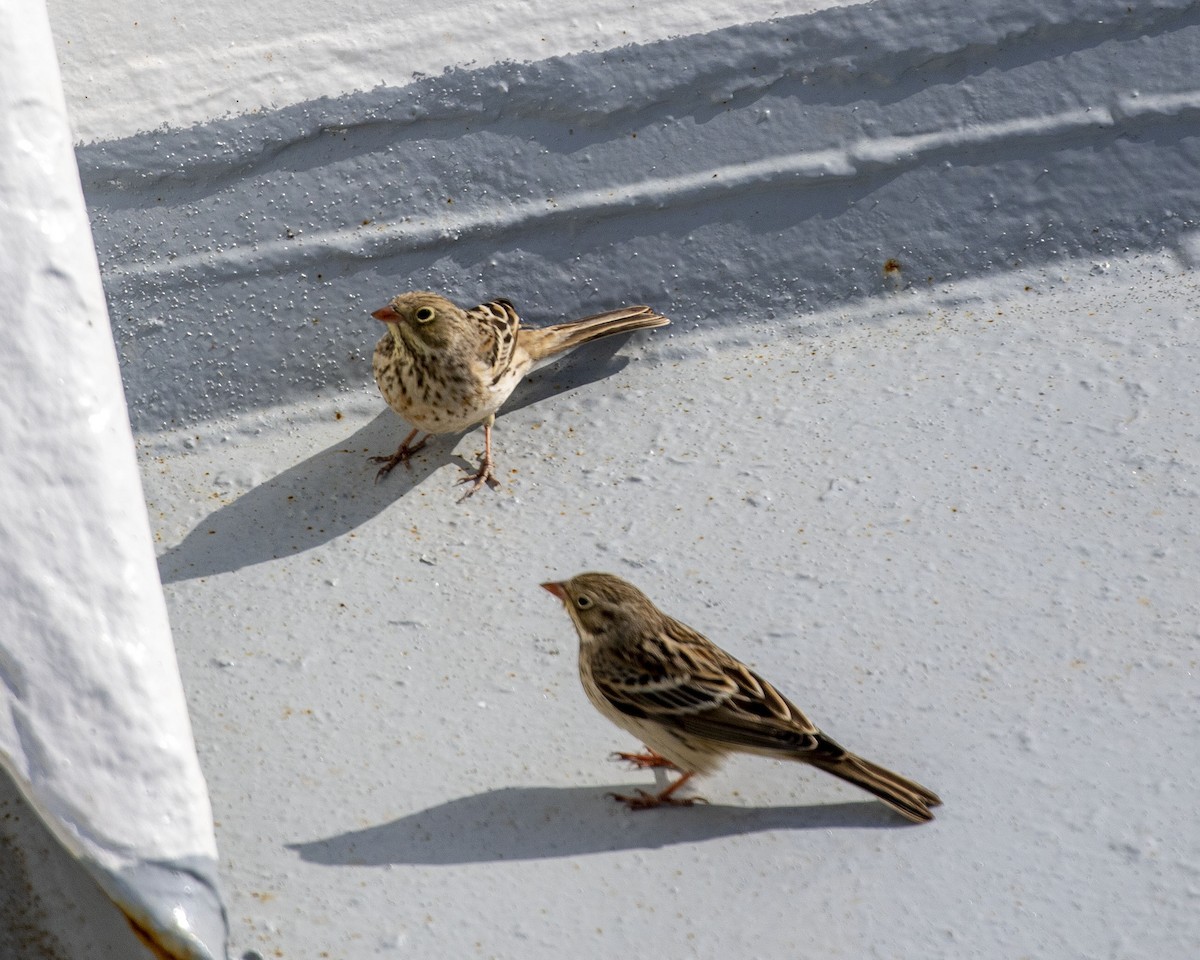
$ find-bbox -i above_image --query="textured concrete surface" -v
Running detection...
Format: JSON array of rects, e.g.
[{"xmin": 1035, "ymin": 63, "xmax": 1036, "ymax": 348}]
[
  {"xmin": 8, "ymin": 0, "xmax": 1198, "ymax": 956},
  {"xmin": 142, "ymin": 253, "xmax": 1199, "ymax": 958}
]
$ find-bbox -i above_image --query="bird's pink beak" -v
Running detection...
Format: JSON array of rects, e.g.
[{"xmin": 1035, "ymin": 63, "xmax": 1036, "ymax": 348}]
[
  {"xmin": 541, "ymin": 582, "xmax": 566, "ymax": 602},
  {"xmin": 372, "ymin": 305, "xmax": 399, "ymax": 321}
]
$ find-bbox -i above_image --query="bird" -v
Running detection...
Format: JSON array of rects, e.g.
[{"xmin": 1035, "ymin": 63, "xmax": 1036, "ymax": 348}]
[
  {"xmin": 540, "ymin": 572, "xmax": 942, "ymax": 821},
  {"xmin": 369, "ymin": 292, "xmax": 670, "ymax": 498}
]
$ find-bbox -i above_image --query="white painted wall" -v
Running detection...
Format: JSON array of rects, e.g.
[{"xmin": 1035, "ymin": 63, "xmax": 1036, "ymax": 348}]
[
  {"xmin": 59, "ymin": 0, "xmax": 1200, "ymax": 434},
  {"xmin": 0, "ymin": 3, "xmax": 222, "ymax": 958},
  {"xmin": 50, "ymin": 0, "xmax": 835, "ymax": 144},
  {"xmin": 6, "ymin": 0, "xmax": 1197, "ymax": 957}
]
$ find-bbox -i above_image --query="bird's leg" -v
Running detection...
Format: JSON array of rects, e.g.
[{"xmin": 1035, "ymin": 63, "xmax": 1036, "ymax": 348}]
[
  {"xmin": 371, "ymin": 428, "xmax": 428, "ymax": 481},
  {"xmin": 610, "ymin": 747, "xmax": 678, "ymax": 770},
  {"xmin": 609, "ymin": 771, "xmax": 707, "ymax": 810},
  {"xmin": 456, "ymin": 415, "xmax": 501, "ymax": 501}
]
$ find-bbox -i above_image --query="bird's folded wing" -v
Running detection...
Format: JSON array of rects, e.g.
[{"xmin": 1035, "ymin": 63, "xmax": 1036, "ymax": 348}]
[
  {"xmin": 589, "ymin": 635, "xmax": 736, "ymax": 717},
  {"xmin": 466, "ymin": 299, "xmax": 521, "ymax": 385},
  {"xmin": 676, "ymin": 659, "xmax": 829, "ymax": 754},
  {"xmin": 591, "ymin": 631, "xmax": 830, "ymax": 755},
  {"xmin": 674, "ymin": 707, "xmax": 829, "ymax": 755}
]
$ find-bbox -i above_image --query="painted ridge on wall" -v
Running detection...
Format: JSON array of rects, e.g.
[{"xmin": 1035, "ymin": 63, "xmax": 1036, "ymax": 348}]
[{"xmin": 71, "ymin": 0, "xmax": 1200, "ymax": 432}]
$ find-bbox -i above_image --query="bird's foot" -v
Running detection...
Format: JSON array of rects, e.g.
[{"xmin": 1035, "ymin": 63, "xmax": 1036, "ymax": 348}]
[
  {"xmin": 371, "ymin": 435, "xmax": 428, "ymax": 481},
  {"xmin": 610, "ymin": 749, "xmax": 678, "ymax": 770},
  {"xmin": 607, "ymin": 788, "xmax": 709, "ymax": 811},
  {"xmin": 609, "ymin": 769, "xmax": 702, "ymax": 809},
  {"xmin": 455, "ymin": 454, "xmax": 500, "ymax": 501}
]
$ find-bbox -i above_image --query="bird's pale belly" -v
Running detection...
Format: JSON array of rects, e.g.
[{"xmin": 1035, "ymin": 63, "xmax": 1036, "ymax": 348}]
[
  {"xmin": 578, "ymin": 659, "xmax": 725, "ymax": 776},
  {"xmin": 373, "ymin": 342, "xmax": 505, "ymax": 434}
]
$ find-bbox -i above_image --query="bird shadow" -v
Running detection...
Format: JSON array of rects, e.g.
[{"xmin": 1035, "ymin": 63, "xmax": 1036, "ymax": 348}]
[
  {"xmin": 287, "ymin": 784, "xmax": 908, "ymax": 866},
  {"xmin": 156, "ymin": 340, "xmax": 634, "ymax": 584}
]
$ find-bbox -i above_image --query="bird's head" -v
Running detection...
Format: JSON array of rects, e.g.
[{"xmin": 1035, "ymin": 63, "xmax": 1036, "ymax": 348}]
[
  {"xmin": 371, "ymin": 291, "xmax": 461, "ymax": 350},
  {"xmin": 541, "ymin": 572, "xmax": 660, "ymax": 643}
]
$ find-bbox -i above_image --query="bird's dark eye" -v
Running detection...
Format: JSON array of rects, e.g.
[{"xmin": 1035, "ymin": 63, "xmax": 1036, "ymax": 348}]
[
  {"xmin": 414, "ymin": 306, "xmax": 436, "ymax": 323},
  {"xmin": 576, "ymin": 595, "xmax": 593, "ymax": 609}
]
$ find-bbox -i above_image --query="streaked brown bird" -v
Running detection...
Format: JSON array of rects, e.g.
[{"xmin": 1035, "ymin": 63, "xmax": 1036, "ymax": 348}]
[
  {"xmin": 541, "ymin": 572, "xmax": 942, "ymax": 821},
  {"xmin": 370, "ymin": 292, "xmax": 669, "ymax": 498}
]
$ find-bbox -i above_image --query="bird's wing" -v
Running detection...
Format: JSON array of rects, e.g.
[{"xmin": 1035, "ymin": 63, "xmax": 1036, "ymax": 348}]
[
  {"xmin": 590, "ymin": 619, "xmax": 826, "ymax": 755},
  {"xmin": 590, "ymin": 631, "xmax": 738, "ymax": 716},
  {"xmin": 465, "ymin": 299, "xmax": 522, "ymax": 386}
]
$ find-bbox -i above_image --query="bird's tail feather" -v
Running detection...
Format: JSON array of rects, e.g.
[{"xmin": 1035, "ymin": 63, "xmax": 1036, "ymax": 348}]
[
  {"xmin": 524, "ymin": 306, "xmax": 669, "ymax": 362},
  {"xmin": 809, "ymin": 753, "xmax": 942, "ymax": 823}
]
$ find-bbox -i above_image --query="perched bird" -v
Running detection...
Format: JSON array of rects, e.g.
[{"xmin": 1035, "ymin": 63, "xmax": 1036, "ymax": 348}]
[
  {"xmin": 370, "ymin": 292, "xmax": 669, "ymax": 498},
  {"xmin": 541, "ymin": 573, "xmax": 942, "ymax": 821}
]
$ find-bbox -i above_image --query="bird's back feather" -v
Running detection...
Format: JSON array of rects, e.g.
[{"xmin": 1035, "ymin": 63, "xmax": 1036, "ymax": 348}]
[{"xmin": 519, "ymin": 305, "xmax": 669, "ymax": 363}]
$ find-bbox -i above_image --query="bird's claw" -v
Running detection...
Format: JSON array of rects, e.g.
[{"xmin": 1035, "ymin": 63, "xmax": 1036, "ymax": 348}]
[
  {"xmin": 372, "ymin": 458, "xmax": 403, "ymax": 482},
  {"xmin": 610, "ymin": 750, "xmax": 678, "ymax": 770},
  {"xmin": 371, "ymin": 437, "xmax": 428, "ymax": 482},
  {"xmin": 607, "ymin": 789, "xmax": 709, "ymax": 810},
  {"xmin": 455, "ymin": 458, "xmax": 499, "ymax": 501}
]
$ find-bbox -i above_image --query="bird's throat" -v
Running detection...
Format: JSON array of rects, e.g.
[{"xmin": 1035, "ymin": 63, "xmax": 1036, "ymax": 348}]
[{"xmin": 390, "ymin": 322, "xmax": 428, "ymax": 359}]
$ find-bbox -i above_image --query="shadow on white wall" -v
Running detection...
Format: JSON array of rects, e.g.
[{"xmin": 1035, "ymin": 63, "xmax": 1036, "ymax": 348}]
[{"xmin": 78, "ymin": 0, "xmax": 1200, "ymax": 431}]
